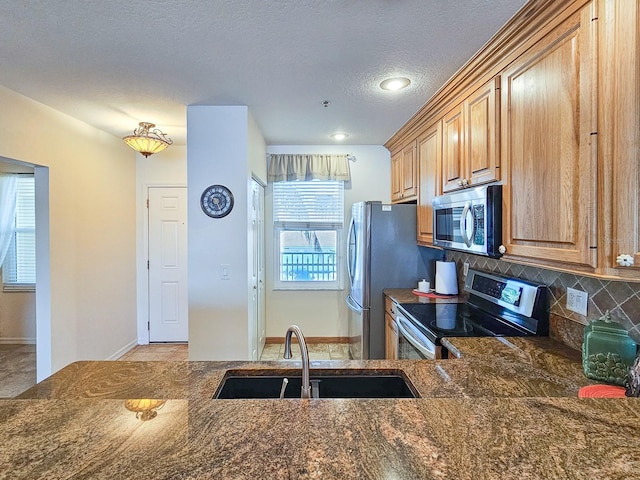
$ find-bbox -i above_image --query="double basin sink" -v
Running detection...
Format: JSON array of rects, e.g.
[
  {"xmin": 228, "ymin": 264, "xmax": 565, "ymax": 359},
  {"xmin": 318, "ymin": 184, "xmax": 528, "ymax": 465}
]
[{"xmin": 214, "ymin": 369, "xmax": 419, "ymax": 399}]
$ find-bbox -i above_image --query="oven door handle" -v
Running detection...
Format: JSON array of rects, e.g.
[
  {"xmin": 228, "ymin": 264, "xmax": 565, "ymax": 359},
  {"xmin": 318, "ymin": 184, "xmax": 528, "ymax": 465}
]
[{"xmin": 395, "ymin": 316, "xmax": 436, "ymax": 360}]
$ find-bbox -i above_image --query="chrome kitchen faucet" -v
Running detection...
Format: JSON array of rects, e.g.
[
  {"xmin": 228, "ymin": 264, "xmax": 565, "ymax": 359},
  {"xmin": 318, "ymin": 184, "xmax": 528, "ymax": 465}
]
[{"xmin": 283, "ymin": 325, "xmax": 311, "ymax": 399}]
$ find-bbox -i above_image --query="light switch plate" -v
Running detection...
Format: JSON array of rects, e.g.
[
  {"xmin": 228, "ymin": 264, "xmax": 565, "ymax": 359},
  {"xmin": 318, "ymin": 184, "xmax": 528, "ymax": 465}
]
[
  {"xmin": 463, "ymin": 262, "xmax": 470, "ymax": 277},
  {"xmin": 566, "ymin": 287, "xmax": 588, "ymax": 316},
  {"xmin": 220, "ymin": 264, "xmax": 231, "ymax": 280}
]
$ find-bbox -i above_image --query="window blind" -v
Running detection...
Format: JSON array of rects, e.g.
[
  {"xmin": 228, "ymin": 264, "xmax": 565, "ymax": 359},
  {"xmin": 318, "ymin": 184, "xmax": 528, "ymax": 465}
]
[
  {"xmin": 3, "ymin": 176, "xmax": 35, "ymax": 285},
  {"xmin": 272, "ymin": 181, "xmax": 344, "ymax": 226}
]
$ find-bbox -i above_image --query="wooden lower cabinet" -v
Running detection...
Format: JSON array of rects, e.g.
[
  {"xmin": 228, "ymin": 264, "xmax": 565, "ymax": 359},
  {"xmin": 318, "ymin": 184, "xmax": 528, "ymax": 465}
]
[
  {"xmin": 501, "ymin": 2, "xmax": 598, "ymax": 271},
  {"xmin": 384, "ymin": 297, "xmax": 398, "ymax": 360}
]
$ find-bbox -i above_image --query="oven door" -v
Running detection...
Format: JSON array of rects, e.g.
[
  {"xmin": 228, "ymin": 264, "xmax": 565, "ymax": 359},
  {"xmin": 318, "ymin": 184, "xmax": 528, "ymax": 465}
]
[{"xmin": 395, "ymin": 315, "xmax": 437, "ymax": 360}]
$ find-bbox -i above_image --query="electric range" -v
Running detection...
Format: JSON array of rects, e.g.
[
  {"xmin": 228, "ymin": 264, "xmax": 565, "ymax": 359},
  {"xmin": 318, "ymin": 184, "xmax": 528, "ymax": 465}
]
[{"xmin": 394, "ymin": 269, "xmax": 549, "ymax": 359}]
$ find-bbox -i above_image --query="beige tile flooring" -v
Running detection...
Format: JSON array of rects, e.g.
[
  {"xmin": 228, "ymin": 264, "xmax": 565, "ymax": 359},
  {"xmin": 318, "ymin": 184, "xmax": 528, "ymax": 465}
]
[
  {"xmin": 118, "ymin": 343, "xmax": 189, "ymax": 361},
  {"xmin": 0, "ymin": 344, "xmax": 37, "ymax": 398},
  {"xmin": 259, "ymin": 342, "xmax": 350, "ymax": 361},
  {"xmin": 117, "ymin": 342, "xmax": 350, "ymax": 362}
]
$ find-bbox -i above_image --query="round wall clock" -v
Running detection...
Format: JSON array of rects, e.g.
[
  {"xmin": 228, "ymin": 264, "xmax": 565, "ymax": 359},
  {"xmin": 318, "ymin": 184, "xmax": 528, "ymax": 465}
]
[{"xmin": 200, "ymin": 184, "xmax": 234, "ymax": 218}]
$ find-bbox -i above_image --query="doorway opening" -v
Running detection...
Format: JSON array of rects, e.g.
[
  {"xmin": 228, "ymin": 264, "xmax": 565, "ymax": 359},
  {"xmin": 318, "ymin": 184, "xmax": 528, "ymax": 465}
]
[{"xmin": 0, "ymin": 158, "xmax": 51, "ymax": 395}]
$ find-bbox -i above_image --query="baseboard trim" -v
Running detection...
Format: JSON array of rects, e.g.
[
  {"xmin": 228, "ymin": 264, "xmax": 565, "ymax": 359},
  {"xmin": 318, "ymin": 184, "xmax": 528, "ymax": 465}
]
[
  {"xmin": 0, "ymin": 337, "xmax": 36, "ymax": 345},
  {"xmin": 265, "ymin": 336, "xmax": 349, "ymax": 344},
  {"xmin": 107, "ymin": 339, "xmax": 139, "ymax": 360}
]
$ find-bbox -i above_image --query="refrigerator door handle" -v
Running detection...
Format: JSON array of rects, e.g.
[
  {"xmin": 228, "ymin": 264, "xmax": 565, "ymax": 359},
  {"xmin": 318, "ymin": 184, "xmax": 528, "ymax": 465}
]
[
  {"xmin": 345, "ymin": 294, "xmax": 362, "ymax": 312},
  {"xmin": 346, "ymin": 215, "xmax": 356, "ymax": 289}
]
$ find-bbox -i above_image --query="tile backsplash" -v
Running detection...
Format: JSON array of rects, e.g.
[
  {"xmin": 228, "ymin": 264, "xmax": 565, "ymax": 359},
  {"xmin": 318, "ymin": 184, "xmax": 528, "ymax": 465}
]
[{"xmin": 446, "ymin": 251, "xmax": 640, "ymax": 351}]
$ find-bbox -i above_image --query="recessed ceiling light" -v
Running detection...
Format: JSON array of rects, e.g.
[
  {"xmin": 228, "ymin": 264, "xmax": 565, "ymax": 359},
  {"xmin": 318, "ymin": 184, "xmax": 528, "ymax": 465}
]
[
  {"xmin": 330, "ymin": 132, "xmax": 349, "ymax": 141},
  {"xmin": 380, "ymin": 77, "xmax": 411, "ymax": 91}
]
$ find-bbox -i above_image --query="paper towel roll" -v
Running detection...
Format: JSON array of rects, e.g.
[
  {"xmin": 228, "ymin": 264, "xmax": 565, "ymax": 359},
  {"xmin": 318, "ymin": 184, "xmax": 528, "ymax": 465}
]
[{"xmin": 435, "ymin": 261, "xmax": 458, "ymax": 295}]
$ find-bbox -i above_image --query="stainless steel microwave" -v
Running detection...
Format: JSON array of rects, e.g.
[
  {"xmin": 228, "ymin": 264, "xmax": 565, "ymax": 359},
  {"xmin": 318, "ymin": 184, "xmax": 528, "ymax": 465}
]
[{"xmin": 432, "ymin": 185, "xmax": 503, "ymax": 257}]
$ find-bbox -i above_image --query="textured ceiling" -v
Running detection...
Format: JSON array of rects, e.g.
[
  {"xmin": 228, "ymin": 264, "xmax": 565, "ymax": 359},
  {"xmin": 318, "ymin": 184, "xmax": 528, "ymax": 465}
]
[{"xmin": 0, "ymin": 0, "xmax": 528, "ymax": 146}]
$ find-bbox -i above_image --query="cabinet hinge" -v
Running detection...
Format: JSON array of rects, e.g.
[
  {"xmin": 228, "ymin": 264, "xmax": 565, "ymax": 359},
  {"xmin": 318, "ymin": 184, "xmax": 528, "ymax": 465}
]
[
  {"xmin": 147, "ymin": 321, "xmax": 150, "ymax": 331},
  {"xmin": 592, "ymin": 16, "xmax": 598, "ymax": 22},
  {"xmin": 590, "ymin": 131, "xmax": 598, "ymax": 136},
  {"xmin": 147, "ymin": 260, "xmax": 150, "ymax": 269},
  {"xmin": 589, "ymin": 246, "xmax": 598, "ymax": 249},
  {"xmin": 146, "ymin": 198, "xmax": 149, "ymax": 208}
]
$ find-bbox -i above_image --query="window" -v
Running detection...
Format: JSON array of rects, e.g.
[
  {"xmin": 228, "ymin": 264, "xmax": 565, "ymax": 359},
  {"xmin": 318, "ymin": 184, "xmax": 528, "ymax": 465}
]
[
  {"xmin": 273, "ymin": 180, "xmax": 344, "ymax": 290},
  {"xmin": 2, "ymin": 175, "xmax": 35, "ymax": 290}
]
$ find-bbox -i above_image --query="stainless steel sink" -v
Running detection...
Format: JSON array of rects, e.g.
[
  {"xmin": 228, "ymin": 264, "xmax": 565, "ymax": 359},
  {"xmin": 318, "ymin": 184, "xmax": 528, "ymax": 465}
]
[{"xmin": 213, "ymin": 369, "xmax": 419, "ymax": 399}]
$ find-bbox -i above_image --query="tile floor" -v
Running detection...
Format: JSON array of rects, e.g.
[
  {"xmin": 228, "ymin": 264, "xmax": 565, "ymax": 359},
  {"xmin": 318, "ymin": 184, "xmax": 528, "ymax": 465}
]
[
  {"xmin": 259, "ymin": 342, "xmax": 350, "ymax": 361},
  {"xmin": 118, "ymin": 343, "xmax": 189, "ymax": 361},
  {"xmin": 0, "ymin": 344, "xmax": 36, "ymax": 398}
]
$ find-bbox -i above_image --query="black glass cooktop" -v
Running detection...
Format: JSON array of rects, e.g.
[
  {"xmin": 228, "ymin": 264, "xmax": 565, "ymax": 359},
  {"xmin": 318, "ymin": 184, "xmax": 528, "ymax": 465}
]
[{"xmin": 398, "ymin": 302, "xmax": 533, "ymax": 344}]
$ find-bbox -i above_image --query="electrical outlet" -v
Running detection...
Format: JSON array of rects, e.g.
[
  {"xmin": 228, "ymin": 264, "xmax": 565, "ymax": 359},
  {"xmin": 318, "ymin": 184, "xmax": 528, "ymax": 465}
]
[
  {"xmin": 566, "ymin": 287, "xmax": 588, "ymax": 316},
  {"xmin": 463, "ymin": 262, "xmax": 470, "ymax": 277}
]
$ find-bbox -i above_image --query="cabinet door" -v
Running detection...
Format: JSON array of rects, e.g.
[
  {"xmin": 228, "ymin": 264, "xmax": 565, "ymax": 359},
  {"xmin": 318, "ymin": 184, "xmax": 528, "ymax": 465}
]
[
  {"xmin": 401, "ymin": 141, "xmax": 418, "ymax": 200},
  {"xmin": 501, "ymin": 3, "xmax": 596, "ymax": 269},
  {"xmin": 390, "ymin": 148, "xmax": 403, "ymax": 202},
  {"xmin": 417, "ymin": 121, "xmax": 442, "ymax": 245},
  {"xmin": 466, "ymin": 76, "xmax": 500, "ymax": 187},
  {"xmin": 442, "ymin": 103, "xmax": 465, "ymax": 193},
  {"xmin": 599, "ymin": 0, "xmax": 640, "ymax": 278},
  {"xmin": 385, "ymin": 312, "xmax": 398, "ymax": 360}
]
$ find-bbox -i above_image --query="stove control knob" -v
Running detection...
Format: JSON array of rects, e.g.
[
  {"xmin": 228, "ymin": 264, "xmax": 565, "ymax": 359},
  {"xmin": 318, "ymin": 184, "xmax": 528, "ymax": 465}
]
[{"xmin": 498, "ymin": 245, "xmax": 507, "ymax": 255}]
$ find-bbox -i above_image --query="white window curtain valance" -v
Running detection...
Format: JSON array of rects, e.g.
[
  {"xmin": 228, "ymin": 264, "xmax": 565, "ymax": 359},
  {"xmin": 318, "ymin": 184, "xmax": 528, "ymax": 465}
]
[
  {"xmin": 268, "ymin": 154, "xmax": 351, "ymax": 182},
  {"xmin": 0, "ymin": 173, "xmax": 18, "ymax": 268}
]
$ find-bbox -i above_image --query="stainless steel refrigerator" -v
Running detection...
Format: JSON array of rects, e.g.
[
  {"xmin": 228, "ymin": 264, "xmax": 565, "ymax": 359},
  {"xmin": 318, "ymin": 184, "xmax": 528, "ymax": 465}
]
[{"xmin": 345, "ymin": 201, "xmax": 444, "ymax": 360}]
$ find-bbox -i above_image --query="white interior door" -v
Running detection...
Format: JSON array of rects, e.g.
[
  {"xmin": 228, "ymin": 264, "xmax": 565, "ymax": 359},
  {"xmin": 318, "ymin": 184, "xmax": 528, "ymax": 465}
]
[
  {"xmin": 148, "ymin": 187, "xmax": 188, "ymax": 342},
  {"xmin": 249, "ymin": 180, "xmax": 266, "ymax": 359}
]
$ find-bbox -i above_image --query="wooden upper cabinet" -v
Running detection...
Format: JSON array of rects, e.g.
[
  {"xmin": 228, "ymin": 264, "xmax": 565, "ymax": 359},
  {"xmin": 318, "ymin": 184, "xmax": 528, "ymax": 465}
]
[
  {"xmin": 598, "ymin": 0, "xmax": 640, "ymax": 278},
  {"xmin": 442, "ymin": 103, "xmax": 465, "ymax": 192},
  {"xmin": 442, "ymin": 77, "xmax": 500, "ymax": 193},
  {"xmin": 501, "ymin": 2, "xmax": 597, "ymax": 270},
  {"xmin": 466, "ymin": 77, "xmax": 500, "ymax": 187},
  {"xmin": 417, "ymin": 121, "xmax": 442, "ymax": 245},
  {"xmin": 401, "ymin": 142, "xmax": 418, "ymax": 200},
  {"xmin": 391, "ymin": 140, "xmax": 418, "ymax": 203},
  {"xmin": 391, "ymin": 148, "xmax": 403, "ymax": 202}
]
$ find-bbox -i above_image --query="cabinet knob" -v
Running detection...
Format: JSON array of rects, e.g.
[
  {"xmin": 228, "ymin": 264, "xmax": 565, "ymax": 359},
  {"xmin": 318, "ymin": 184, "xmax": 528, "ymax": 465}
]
[
  {"xmin": 616, "ymin": 254, "xmax": 635, "ymax": 267},
  {"xmin": 498, "ymin": 245, "xmax": 507, "ymax": 254},
  {"xmin": 461, "ymin": 178, "xmax": 469, "ymax": 187}
]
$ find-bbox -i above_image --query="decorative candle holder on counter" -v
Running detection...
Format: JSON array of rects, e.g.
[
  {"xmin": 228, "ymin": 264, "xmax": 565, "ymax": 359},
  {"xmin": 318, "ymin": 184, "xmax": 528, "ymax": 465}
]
[{"xmin": 582, "ymin": 311, "xmax": 638, "ymax": 386}]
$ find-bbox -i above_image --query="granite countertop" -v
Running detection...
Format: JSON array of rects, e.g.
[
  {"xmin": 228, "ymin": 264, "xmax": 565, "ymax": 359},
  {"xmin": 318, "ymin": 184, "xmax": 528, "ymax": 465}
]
[{"xmin": 3, "ymin": 334, "xmax": 640, "ymax": 478}]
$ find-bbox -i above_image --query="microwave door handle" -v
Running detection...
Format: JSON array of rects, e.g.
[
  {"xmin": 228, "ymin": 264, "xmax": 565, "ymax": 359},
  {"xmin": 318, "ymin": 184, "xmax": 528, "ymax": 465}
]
[
  {"xmin": 459, "ymin": 201, "xmax": 472, "ymax": 247},
  {"xmin": 396, "ymin": 317, "xmax": 436, "ymax": 359}
]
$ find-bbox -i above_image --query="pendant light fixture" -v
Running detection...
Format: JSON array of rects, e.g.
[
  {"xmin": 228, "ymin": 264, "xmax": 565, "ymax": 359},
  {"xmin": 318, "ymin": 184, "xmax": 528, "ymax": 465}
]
[{"xmin": 123, "ymin": 122, "xmax": 173, "ymax": 157}]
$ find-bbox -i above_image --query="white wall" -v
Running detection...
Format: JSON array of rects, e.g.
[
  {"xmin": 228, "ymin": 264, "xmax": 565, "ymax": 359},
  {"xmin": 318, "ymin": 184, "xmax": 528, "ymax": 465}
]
[
  {"xmin": 135, "ymin": 145, "xmax": 187, "ymax": 343},
  {"xmin": 265, "ymin": 145, "xmax": 391, "ymax": 339},
  {"xmin": 0, "ymin": 271, "xmax": 36, "ymax": 342},
  {"xmin": 0, "ymin": 85, "xmax": 137, "ymax": 379},
  {"xmin": 187, "ymin": 106, "xmax": 267, "ymax": 360}
]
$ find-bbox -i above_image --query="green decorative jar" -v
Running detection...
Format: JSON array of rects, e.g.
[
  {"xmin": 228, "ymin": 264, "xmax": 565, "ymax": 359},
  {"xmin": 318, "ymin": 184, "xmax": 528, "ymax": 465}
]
[{"xmin": 582, "ymin": 311, "xmax": 638, "ymax": 386}]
